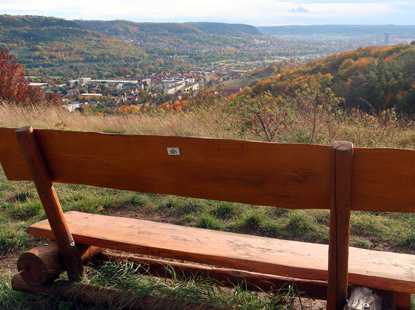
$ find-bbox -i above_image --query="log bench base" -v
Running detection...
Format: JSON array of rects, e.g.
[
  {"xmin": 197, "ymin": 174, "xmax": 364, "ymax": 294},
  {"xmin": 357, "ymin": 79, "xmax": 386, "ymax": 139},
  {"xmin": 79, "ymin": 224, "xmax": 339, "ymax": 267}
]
[{"xmin": 27, "ymin": 211, "xmax": 415, "ymax": 296}]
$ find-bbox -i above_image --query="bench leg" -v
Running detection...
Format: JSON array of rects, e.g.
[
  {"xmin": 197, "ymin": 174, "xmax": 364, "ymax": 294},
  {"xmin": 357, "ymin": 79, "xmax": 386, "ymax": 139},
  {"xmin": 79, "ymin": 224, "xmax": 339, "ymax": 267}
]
[
  {"xmin": 394, "ymin": 292, "xmax": 411, "ymax": 310},
  {"xmin": 327, "ymin": 141, "xmax": 354, "ymax": 310},
  {"xmin": 15, "ymin": 126, "xmax": 83, "ymax": 280}
]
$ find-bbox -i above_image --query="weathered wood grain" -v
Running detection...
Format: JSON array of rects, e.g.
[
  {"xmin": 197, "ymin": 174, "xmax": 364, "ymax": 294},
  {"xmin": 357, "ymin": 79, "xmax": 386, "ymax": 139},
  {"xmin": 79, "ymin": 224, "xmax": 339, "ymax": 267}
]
[
  {"xmin": 327, "ymin": 141, "xmax": 353, "ymax": 310},
  {"xmin": 27, "ymin": 211, "xmax": 415, "ymax": 293}
]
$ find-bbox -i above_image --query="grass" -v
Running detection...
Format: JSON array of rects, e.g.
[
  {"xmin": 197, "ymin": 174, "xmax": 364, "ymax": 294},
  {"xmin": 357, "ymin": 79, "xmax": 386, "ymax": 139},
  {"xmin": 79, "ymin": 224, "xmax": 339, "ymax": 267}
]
[
  {"xmin": 0, "ymin": 104, "xmax": 239, "ymax": 139},
  {"xmin": 196, "ymin": 213, "xmax": 223, "ymax": 230},
  {"xmin": 1, "ymin": 102, "xmax": 415, "ymax": 149},
  {"xmin": 0, "ymin": 260, "xmax": 298, "ymax": 310}
]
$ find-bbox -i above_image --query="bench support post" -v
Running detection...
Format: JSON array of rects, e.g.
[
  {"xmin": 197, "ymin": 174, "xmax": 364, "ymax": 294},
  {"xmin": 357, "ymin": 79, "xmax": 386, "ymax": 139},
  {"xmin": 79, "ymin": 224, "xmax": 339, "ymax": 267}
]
[
  {"xmin": 327, "ymin": 141, "xmax": 354, "ymax": 310},
  {"xmin": 15, "ymin": 126, "xmax": 83, "ymax": 280},
  {"xmin": 393, "ymin": 292, "xmax": 411, "ymax": 310}
]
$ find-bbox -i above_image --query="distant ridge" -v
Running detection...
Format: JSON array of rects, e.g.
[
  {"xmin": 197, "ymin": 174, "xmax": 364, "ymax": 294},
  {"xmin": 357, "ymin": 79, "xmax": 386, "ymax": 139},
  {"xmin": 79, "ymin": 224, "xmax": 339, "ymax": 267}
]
[
  {"xmin": 258, "ymin": 25, "xmax": 415, "ymax": 36},
  {"xmin": 185, "ymin": 22, "xmax": 261, "ymax": 36},
  {"xmin": 75, "ymin": 20, "xmax": 202, "ymax": 37},
  {"xmin": 0, "ymin": 14, "xmax": 79, "ymax": 28},
  {"xmin": 0, "ymin": 14, "xmax": 95, "ymax": 43},
  {"xmin": 75, "ymin": 20, "xmax": 262, "ymax": 42}
]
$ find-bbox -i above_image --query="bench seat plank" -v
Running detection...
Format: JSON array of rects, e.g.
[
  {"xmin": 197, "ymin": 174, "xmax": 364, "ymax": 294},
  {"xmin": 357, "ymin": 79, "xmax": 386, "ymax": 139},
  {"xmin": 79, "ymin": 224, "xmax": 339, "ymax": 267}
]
[{"xmin": 27, "ymin": 211, "xmax": 415, "ymax": 294}]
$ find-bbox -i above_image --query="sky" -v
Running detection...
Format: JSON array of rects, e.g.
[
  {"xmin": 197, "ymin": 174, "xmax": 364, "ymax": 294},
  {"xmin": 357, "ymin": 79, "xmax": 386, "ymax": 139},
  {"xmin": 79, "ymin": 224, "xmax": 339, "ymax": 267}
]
[{"xmin": 0, "ymin": 0, "xmax": 414, "ymax": 26}]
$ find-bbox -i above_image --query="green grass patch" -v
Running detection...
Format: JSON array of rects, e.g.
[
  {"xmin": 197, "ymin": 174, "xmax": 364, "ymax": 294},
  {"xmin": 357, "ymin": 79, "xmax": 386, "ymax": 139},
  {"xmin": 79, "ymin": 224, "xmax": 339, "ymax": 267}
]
[
  {"xmin": 0, "ymin": 221, "xmax": 31, "ymax": 255},
  {"xmin": 350, "ymin": 213, "xmax": 387, "ymax": 237},
  {"xmin": 259, "ymin": 219, "xmax": 285, "ymax": 238},
  {"xmin": 237, "ymin": 209, "xmax": 265, "ymax": 230},
  {"xmin": 196, "ymin": 213, "xmax": 223, "ymax": 230},
  {"xmin": 350, "ymin": 237, "xmax": 372, "ymax": 249},
  {"xmin": 8, "ymin": 200, "xmax": 43, "ymax": 221},
  {"xmin": 157, "ymin": 196, "xmax": 206, "ymax": 216},
  {"xmin": 284, "ymin": 211, "xmax": 328, "ymax": 243},
  {"xmin": 398, "ymin": 219, "xmax": 415, "ymax": 251},
  {"xmin": 210, "ymin": 202, "xmax": 238, "ymax": 220}
]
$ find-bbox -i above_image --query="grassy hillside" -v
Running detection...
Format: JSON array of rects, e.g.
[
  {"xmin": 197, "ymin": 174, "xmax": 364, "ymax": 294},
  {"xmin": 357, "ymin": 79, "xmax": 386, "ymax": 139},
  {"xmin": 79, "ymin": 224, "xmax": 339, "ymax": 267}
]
[{"xmin": 248, "ymin": 43, "xmax": 415, "ymax": 114}]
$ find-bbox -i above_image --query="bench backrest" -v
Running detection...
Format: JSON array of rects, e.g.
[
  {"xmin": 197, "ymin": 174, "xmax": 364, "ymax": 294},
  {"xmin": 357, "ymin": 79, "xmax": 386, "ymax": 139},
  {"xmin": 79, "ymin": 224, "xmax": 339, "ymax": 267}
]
[{"xmin": 1, "ymin": 127, "xmax": 415, "ymax": 212}]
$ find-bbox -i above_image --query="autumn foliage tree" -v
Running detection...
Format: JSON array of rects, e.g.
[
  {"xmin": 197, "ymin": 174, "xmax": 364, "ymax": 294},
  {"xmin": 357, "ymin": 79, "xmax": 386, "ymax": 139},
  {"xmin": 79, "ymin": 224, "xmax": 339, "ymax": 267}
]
[
  {"xmin": 0, "ymin": 48, "xmax": 59, "ymax": 105},
  {"xmin": 248, "ymin": 44, "xmax": 415, "ymax": 114},
  {"xmin": 0, "ymin": 48, "xmax": 31, "ymax": 104}
]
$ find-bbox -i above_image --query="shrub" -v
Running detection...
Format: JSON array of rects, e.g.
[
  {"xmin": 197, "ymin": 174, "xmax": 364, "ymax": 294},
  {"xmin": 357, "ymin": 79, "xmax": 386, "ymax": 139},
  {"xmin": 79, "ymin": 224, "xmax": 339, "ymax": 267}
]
[{"xmin": 229, "ymin": 91, "xmax": 294, "ymax": 142}]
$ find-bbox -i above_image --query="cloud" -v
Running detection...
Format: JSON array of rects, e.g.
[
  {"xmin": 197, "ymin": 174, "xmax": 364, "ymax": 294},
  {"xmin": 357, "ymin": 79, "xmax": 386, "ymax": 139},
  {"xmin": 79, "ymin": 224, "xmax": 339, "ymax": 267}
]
[{"xmin": 289, "ymin": 6, "xmax": 309, "ymax": 13}]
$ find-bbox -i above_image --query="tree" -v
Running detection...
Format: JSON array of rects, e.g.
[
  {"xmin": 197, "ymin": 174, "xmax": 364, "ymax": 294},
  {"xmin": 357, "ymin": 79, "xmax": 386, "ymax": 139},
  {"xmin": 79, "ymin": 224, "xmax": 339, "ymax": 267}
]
[
  {"xmin": 0, "ymin": 48, "xmax": 32, "ymax": 104},
  {"xmin": 0, "ymin": 48, "xmax": 59, "ymax": 105}
]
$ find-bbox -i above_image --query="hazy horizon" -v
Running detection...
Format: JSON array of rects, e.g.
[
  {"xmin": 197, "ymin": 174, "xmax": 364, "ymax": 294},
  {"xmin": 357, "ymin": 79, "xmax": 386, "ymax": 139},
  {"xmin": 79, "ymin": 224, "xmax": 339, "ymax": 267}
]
[{"xmin": 1, "ymin": 1, "xmax": 414, "ymax": 26}]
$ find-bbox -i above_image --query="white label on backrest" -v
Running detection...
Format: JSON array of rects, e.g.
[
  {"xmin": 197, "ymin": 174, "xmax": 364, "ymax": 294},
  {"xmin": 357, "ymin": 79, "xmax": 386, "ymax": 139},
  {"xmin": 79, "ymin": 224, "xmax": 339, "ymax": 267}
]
[{"xmin": 167, "ymin": 147, "xmax": 181, "ymax": 156}]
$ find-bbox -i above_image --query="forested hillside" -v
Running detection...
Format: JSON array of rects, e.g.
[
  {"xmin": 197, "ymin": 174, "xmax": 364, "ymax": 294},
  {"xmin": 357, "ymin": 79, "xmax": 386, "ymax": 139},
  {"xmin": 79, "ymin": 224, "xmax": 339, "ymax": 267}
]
[
  {"xmin": 74, "ymin": 20, "xmax": 260, "ymax": 46},
  {"xmin": 0, "ymin": 15, "xmax": 154, "ymax": 77},
  {"xmin": 0, "ymin": 15, "xmax": 264, "ymax": 78},
  {"xmin": 248, "ymin": 43, "xmax": 415, "ymax": 114}
]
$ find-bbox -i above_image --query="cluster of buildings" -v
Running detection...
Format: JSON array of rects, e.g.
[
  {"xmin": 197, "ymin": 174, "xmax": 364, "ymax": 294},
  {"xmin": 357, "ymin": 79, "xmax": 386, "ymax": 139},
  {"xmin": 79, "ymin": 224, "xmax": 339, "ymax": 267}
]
[
  {"xmin": 31, "ymin": 59, "xmax": 281, "ymax": 113},
  {"xmin": 32, "ymin": 72, "xmax": 214, "ymax": 113}
]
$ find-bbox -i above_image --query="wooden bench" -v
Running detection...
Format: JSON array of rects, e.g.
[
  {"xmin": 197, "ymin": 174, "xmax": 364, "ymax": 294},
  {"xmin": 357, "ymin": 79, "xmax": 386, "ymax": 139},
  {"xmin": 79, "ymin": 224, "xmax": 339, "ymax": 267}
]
[{"xmin": 1, "ymin": 126, "xmax": 415, "ymax": 310}]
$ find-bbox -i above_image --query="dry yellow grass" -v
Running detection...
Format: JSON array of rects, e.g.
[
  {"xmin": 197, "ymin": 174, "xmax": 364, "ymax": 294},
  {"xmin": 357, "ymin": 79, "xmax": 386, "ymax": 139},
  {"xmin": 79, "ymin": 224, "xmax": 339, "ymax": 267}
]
[
  {"xmin": 1, "ymin": 103, "xmax": 414, "ymax": 149},
  {"xmin": 0, "ymin": 104, "xmax": 238, "ymax": 139}
]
